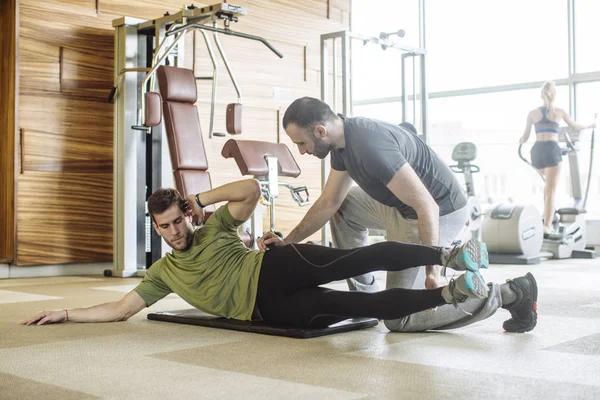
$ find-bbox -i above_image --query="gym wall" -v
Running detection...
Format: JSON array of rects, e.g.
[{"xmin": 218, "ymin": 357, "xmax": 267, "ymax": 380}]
[{"xmin": 8, "ymin": 0, "xmax": 350, "ymax": 266}]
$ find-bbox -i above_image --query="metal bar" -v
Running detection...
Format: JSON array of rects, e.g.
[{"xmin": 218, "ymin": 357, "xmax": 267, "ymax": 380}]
[
  {"xmin": 320, "ymin": 30, "xmax": 426, "ymax": 55},
  {"xmin": 167, "ymin": 23, "xmax": 284, "ymax": 59},
  {"xmin": 19, "ymin": 128, "xmax": 24, "ymax": 174},
  {"xmin": 352, "ymin": 77, "xmax": 588, "ymax": 106},
  {"xmin": 568, "ymin": 0, "xmax": 576, "ymax": 118},
  {"xmin": 321, "ymin": 36, "xmax": 328, "ymax": 107},
  {"xmin": 213, "ymin": 21, "xmax": 242, "ymax": 103},
  {"xmin": 332, "ymin": 37, "xmax": 338, "ymax": 113},
  {"xmin": 59, "ymin": 47, "xmax": 63, "ymax": 92},
  {"xmin": 420, "ymin": 53, "xmax": 429, "ymax": 143},
  {"xmin": 401, "ymin": 54, "xmax": 408, "ymax": 121},
  {"xmin": 412, "ymin": 55, "xmax": 417, "ymax": 124},
  {"xmin": 199, "ymin": 29, "xmax": 219, "ymax": 138},
  {"xmin": 341, "ymin": 32, "xmax": 351, "ymax": 116},
  {"xmin": 320, "ymin": 35, "xmax": 330, "ymax": 247}
]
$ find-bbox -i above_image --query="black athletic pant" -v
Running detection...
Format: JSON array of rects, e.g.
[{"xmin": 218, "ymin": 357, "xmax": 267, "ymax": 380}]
[{"xmin": 256, "ymin": 242, "xmax": 447, "ymax": 327}]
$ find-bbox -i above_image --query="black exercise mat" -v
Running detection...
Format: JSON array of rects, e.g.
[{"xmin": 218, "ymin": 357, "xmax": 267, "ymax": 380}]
[{"xmin": 147, "ymin": 309, "xmax": 379, "ymax": 339}]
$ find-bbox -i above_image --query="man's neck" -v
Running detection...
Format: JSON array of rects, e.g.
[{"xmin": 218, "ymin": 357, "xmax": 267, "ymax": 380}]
[{"xmin": 329, "ymin": 118, "xmax": 346, "ymax": 149}]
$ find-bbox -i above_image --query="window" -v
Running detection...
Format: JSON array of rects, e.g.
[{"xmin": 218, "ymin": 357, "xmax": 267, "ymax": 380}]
[
  {"xmin": 574, "ymin": 82, "xmax": 600, "ymax": 215},
  {"xmin": 425, "ymin": 0, "xmax": 568, "ymax": 92},
  {"xmin": 428, "ymin": 86, "xmax": 569, "ymax": 206},
  {"xmin": 351, "ymin": 0, "xmax": 420, "ymax": 101},
  {"xmin": 575, "ymin": 0, "xmax": 600, "ymax": 73}
]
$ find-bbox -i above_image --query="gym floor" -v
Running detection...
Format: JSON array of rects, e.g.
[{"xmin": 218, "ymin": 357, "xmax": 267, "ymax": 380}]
[{"xmin": 1, "ymin": 259, "xmax": 599, "ymax": 399}]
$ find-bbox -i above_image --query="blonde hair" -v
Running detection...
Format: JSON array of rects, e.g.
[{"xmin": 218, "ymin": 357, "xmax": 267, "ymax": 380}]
[{"xmin": 541, "ymin": 81, "xmax": 556, "ymax": 118}]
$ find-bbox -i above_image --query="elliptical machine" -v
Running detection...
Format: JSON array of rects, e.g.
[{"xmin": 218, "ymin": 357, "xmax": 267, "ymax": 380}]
[
  {"xmin": 449, "ymin": 142, "xmax": 484, "ymax": 241},
  {"xmin": 518, "ymin": 120, "xmax": 597, "ymax": 259},
  {"xmin": 451, "ymin": 142, "xmax": 546, "ymax": 264}
]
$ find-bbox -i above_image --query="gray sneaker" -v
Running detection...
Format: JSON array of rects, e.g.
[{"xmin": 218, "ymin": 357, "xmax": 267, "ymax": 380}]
[
  {"xmin": 441, "ymin": 238, "xmax": 489, "ymax": 276},
  {"xmin": 442, "ymin": 271, "xmax": 489, "ymax": 308}
]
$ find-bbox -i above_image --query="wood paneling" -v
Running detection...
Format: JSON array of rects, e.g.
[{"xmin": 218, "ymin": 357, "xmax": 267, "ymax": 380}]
[
  {"xmin": 16, "ymin": 173, "xmax": 113, "ymax": 265},
  {"xmin": 12, "ymin": 0, "xmax": 350, "ymax": 265},
  {"xmin": 0, "ymin": 0, "xmax": 18, "ymax": 263}
]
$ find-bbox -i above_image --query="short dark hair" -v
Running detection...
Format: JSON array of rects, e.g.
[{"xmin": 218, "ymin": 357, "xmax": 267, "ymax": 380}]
[
  {"xmin": 282, "ymin": 97, "xmax": 338, "ymax": 129},
  {"xmin": 147, "ymin": 188, "xmax": 187, "ymax": 223}
]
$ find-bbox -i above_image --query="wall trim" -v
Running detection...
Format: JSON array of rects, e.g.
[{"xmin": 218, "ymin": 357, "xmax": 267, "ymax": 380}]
[{"xmin": 0, "ymin": 263, "xmax": 114, "ymax": 279}]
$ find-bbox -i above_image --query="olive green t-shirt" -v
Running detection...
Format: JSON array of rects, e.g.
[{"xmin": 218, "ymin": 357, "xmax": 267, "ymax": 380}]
[{"xmin": 133, "ymin": 205, "xmax": 264, "ymax": 320}]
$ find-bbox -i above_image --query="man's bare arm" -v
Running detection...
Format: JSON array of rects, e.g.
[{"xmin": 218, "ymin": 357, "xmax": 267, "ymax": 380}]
[
  {"xmin": 23, "ymin": 290, "xmax": 148, "ymax": 326},
  {"xmin": 386, "ymin": 163, "xmax": 440, "ymax": 287},
  {"xmin": 189, "ymin": 179, "xmax": 261, "ymax": 222},
  {"xmin": 272, "ymin": 170, "xmax": 354, "ymax": 246}
]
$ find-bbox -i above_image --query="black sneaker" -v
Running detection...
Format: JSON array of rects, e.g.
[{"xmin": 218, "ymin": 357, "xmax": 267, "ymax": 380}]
[{"xmin": 502, "ymin": 272, "xmax": 538, "ymax": 333}]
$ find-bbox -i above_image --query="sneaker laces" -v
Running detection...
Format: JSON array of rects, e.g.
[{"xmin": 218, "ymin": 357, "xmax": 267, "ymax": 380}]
[
  {"xmin": 445, "ymin": 277, "xmax": 474, "ymax": 316},
  {"xmin": 440, "ymin": 240, "xmax": 462, "ymax": 278}
]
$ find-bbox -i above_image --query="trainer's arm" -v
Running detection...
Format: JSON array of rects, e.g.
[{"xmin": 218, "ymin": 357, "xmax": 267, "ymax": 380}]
[
  {"xmin": 263, "ymin": 169, "xmax": 354, "ymax": 247},
  {"xmin": 188, "ymin": 179, "xmax": 261, "ymax": 222},
  {"xmin": 386, "ymin": 163, "xmax": 440, "ymax": 278},
  {"xmin": 23, "ymin": 290, "xmax": 148, "ymax": 326}
]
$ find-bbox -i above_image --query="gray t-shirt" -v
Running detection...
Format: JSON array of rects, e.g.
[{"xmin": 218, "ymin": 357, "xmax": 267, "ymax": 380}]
[{"xmin": 331, "ymin": 116, "xmax": 467, "ymax": 219}]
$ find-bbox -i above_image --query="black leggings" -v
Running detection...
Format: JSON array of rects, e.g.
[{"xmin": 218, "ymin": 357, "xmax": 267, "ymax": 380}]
[{"xmin": 256, "ymin": 242, "xmax": 447, "ymax": 327}]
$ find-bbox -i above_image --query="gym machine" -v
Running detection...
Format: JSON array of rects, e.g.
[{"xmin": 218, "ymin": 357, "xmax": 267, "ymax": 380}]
[
  {"xmin": 519, "ymin": 124, "xmax": 597, "ymax": 259},
  {"xmin": 450, "ymin": 142, "xmax": 545, "ymax": 264},
  {"xmin": 109, "ymin": 2, "xmax": 304, "ymax": 277},
  {"xmin": 448, "ymin": 142, "xmax": 484, "ymax": 242}
]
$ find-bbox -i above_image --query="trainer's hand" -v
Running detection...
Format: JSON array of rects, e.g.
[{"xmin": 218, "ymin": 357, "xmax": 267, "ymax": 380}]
[
  {"xmin": 257, "ymin": 231, "xmax": 287, "ymax": 252},
  {"xmin": 23, "ymin": 310, "xmax": 68, "ymax": 326},
  {"xmin": 425, "ymin": 272, "xmax": 439, "ymax": 290},
  {"xmin": 519, "ymin": 136, "xmax": 527, "ymax": 144}
]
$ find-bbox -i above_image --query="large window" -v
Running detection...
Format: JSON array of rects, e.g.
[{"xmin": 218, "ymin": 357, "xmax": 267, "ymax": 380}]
[
  {"xmin": 574, "ymin": 82, "xmax": 600, "ymax": 216},
  {"xmin": 425, "ymin": 0, "xmax": 568, "ymax": 92},
  {"xmin": 351, "ymin": 0, "xmax": 420, "ymax": 101},
  {"xmin": 575, "ymin": 0, "xmax": 600, "ymax": 73},
  {"xmin": 350, "ymin": 0, "xmax": 600, "ymax": 216},
  {"xmin": 428, "ymin": 87, "xmax": 570, "ymax": 207}
]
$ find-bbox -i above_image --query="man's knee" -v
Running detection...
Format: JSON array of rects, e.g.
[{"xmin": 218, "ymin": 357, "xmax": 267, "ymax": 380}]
[{"xmin": 383, "ymin": 316, "xmax": 420, "ymax": 332}]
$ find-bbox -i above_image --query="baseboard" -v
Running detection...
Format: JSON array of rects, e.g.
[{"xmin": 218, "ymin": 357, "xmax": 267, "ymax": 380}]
[{"xmin": 0, "ymin": 262, "xmax": 113, "ymax": 279}]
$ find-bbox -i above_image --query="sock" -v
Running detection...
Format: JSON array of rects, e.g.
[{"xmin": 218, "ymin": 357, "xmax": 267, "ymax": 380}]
[
  {"xmin": 500, "ymin": 282, "xmax": 518, "ymax": 306},
  {"xmin": 439, "ymin": 247, "xmax": 451, "ymax": 266},
  {"xmin": 441, "ymin": 285, "xmax": 453, "ymax": 303}
]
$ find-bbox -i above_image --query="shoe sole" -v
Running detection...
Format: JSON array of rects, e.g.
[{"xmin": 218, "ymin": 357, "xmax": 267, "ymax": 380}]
[
  {"xmin": 503, "ymin": 272, "xmax": 538, "ymax": 333},
  {"xmin": 458, "ymin": 239, "xmax": 489, "ymax": 271},
  {"xmin": 462, "ymin": 270, "xmax": 489, "ymax": 299}
]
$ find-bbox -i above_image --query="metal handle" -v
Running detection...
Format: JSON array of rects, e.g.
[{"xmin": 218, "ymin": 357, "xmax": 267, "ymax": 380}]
[
  {"xmin": 19, "ymin": 128, "xmax": 24, "ymax": 174},
  {"xmin": 166, "ymin": 23, "xmax": 284, "ymax": 59}
]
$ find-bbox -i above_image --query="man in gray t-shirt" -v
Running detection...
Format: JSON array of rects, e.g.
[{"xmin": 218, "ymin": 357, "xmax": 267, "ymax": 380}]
[
  {"xmin": 330, "ymin": 115, "xmax": 467, "ymax": 220},
  {"xmin": 259, "ymin": 97, "xmax": 507, "ymax": 333}
]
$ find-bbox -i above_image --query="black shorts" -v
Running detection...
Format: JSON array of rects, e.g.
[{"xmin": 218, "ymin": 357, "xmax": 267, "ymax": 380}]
[{"xmin": 531, "ymin": 141, "xmax": 562, "ymax": 169}]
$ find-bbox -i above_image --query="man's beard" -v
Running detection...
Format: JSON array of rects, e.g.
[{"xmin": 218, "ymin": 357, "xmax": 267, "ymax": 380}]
[
  {"xmin": 165, "ymin": 231, "xmax": 193, "ymax": 251},
  {"xmin": 312, "ymin": 136, "xmax": 334, "ymax": 159}
]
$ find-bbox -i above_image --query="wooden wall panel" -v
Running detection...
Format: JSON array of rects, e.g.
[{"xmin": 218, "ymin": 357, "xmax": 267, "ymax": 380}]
[
  {"xmin": 0, "ymin": 0, "xmax": 18, "ymax": 263},
  {"xmin": 16, "ymin": 173, "xmax": 112, "ymax": 265},
  {"xmin": 14, "ymin": 0, "xmax": 350, "ymax": 265}
]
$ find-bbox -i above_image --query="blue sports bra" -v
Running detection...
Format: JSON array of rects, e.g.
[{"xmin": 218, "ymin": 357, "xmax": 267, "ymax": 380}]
[{"xmin": 534, "ymin": 106, "xmax": 559, "ymax": 134}]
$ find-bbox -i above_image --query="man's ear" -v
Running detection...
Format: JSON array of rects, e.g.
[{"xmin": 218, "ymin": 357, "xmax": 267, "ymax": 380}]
[
  {"xmin": 315, "ymin": 124, "xmax": 327, "ymax": 138},
  {"xmin": 151, "ymin": 221, "xmax": 161, "ymax": 237}
]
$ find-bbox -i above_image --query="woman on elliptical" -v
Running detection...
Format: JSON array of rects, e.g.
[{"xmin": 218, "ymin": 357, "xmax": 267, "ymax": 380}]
[{"xmin": 519, "ymin": 80, "xmax": 596, "ymax": 234}]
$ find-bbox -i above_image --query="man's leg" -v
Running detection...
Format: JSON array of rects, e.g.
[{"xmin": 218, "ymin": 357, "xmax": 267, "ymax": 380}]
[
  {"xmin": 330, "ymin": 186, "xmax": 387, "ymax": 291},
  {"xmin": 385, "ymin": 205, "xmax": 505, "ymax": 332}
]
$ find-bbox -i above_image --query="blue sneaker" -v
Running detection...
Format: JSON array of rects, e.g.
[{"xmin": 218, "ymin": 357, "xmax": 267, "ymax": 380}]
[{"xmin": 441, "ymin": 238, "xmax": 489, "ymax": 276}]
